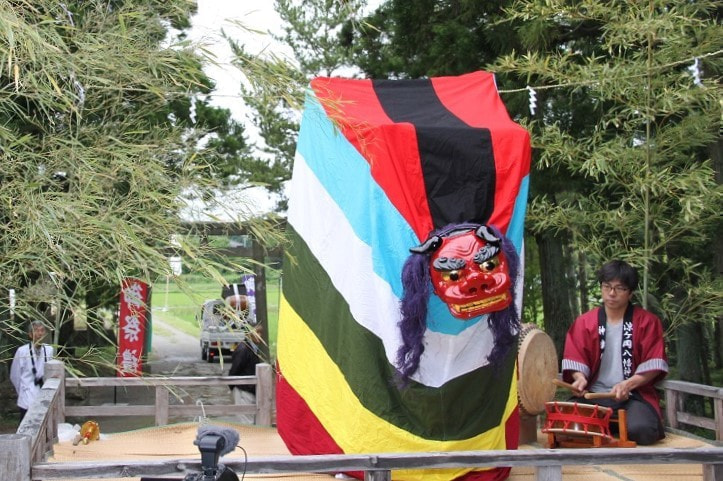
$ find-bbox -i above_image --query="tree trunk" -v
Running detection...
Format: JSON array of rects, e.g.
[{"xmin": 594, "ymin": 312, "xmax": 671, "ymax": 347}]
[
  {"xmin": 712, "ymin": 135, "xmax": 723, "ymax": 369},
  {"xmin": 577, "ymin": 250, "xmax": 590, "ymax": 315},
  {"xmin": 0, "ymin": 288, "xmax": 10, "ymax": 383},
  {"xmin": 676, "ymin": 322, "xmax": 705, "ymax": 415},
  {"xmin": 536, "ymin": 230, "xmax": 575, "ymax": 362},
  {"xmin": 563, "ymin": 242, "xmax": 580, "ymax": 319},
  {"xmin": 676, "ymin": 323, "xmax": 703, "ymax": 383},
  {"xmin": 522, "ymin": 236, "xmax": 541, "ymax": 325}
]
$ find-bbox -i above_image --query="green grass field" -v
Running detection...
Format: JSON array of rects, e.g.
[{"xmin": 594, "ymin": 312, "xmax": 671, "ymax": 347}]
[{"xmin": 150, "ymin": 274, "xmax": 281, "ymax": 358}]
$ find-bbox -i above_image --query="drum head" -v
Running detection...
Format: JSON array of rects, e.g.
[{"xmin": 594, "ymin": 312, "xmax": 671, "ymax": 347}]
[{"xmin": 517, "ymin": 324, "xmax": 559, "ymax": 415}]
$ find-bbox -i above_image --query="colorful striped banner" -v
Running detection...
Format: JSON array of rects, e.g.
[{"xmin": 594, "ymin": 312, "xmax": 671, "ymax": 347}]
[{"xmin": 277, "ymin": 71, "xmax": 531, "ymax": 481}]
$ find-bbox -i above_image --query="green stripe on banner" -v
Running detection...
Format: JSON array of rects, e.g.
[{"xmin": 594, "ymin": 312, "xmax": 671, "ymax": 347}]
[{"xmin": 283, "ymin": 224, "xmax": 516, "ymax": 441}]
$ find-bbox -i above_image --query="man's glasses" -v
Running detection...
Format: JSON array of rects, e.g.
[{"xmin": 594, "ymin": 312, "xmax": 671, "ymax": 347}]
[{"xmin": 601, "ymin": 283, "xmax": 630, "ymax": 294}]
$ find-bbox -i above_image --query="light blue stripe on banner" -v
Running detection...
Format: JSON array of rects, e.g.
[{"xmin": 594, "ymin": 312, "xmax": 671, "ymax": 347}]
[
  {"xmin": 506, "ymin": 175, "xmax": 529, "ymax": 253},
  {"xmin": 295, "ymin": 98, "xmax": 415, "ymax": 297},
  {"xmin": 296, "ymin": 96, "xmax": 526, "ymax": 335}
]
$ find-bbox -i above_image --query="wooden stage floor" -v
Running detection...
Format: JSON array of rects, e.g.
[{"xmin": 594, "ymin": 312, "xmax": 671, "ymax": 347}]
[{"xmin": 48, "ymin": 421, "xmax": 717, "ymax": 481}]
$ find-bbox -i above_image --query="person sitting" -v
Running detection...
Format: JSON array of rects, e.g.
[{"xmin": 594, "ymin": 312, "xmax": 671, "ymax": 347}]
[
  {"xmin": 10, "ymin": 320, "xmax": 55, "ymax": 422},
  {"xmin": 562, "ymin": 260, "xmax": 668, "ymax": 445},
  {"xmin": 228, "ymin": 325, "xmax": 263, "ymax": 424}
]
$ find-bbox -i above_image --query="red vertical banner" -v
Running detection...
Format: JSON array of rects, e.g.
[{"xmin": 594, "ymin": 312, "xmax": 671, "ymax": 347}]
[{"xmin": 117, "ymin": 278, "xmax": 149, "ymax": 377}]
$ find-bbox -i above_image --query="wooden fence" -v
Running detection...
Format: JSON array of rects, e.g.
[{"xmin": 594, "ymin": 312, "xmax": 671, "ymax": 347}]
[
  {"xmin": 61, "ymin": 363, "xmax": 274, "ymax": 427},
  {"xmin": 662, "ymin": 379, "xmax": 723, "ymax": 441},
  {"xmin": 1, "ymin": 360, "xmax": 722, "ymax": 481}
]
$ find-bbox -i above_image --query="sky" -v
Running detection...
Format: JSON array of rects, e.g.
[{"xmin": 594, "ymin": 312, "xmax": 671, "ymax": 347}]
[
  {"xmin": 188, "ymin": 2, "xmax": 292, "ymax": 123},
  {"xmin": 182, "ymin": 1, "xmax": 381, "ymax": 220},
  {"xmin": 182, "ymin": 2, "xmax": 291, "ymax": 220}
]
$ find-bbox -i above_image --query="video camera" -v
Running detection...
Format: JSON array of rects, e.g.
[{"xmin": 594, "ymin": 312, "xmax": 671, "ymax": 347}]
[{"xmin": 141, "ymin": 425, "xmax": 240, "ymax": 481}]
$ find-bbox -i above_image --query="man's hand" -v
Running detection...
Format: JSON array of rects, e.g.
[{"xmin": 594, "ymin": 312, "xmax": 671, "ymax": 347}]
[
  {"xmin": 610, "ymin": 381, "xmax": 631, "ymax": 401},
  {"xmin": 611, "ymin": 371, "xmax": 658, "ymax": 401},
  {"xmin": 571, "ymin": 372, "xmax": 588, "ymax": 397}
]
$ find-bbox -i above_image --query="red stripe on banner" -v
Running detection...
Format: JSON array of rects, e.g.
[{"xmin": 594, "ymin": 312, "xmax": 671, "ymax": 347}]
[
  {"xmin": 311, "ymin": 77, "xmax": 434, "ymax": 242},
  {"xmin": 452, "ymin": 407, "xmax": 518, "ymax": 481},
  {"xmin": 454, "ymin": 467, "xmax": 511, "ymax": 481},
  {"xmin": 276, "ymin": 368, "xmax": 369, "ymax": 479},
  {"xmin": 117, "ymin": 278, "xmax": 149, "ymax": 377},
  {"xmin": 506, "ymin": 406, "xmax": 521, "ymax": 450},
  {"xmin": 276, "ymin": 369, "xmax": 344, "ymax": 455},
  {"xmin": 431, "ymin": 72, "xmax": 531, "ymax": 235},
  {"xmin": 277, "ymin": 366, "xmax": 515, "ymax": 481}
]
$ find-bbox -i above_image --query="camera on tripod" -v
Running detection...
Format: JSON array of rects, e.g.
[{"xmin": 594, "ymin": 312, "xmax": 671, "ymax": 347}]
[{"xmin": 141, "ymin": 426, "xmax": 240, "ymax": 481}]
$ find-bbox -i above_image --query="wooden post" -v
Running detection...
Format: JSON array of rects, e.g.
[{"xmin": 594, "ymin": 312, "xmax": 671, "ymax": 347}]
[
  {"xmin": 365, "ymin": 470, "xmax": 392, "ymax": 481},
  {"xmin": 714, "ymin": 397, "xmax": 722, "ymax": 441},
  {"xmin": 0, "ymin": 434, "xmax": 32, "ymax": 481},
  {"xmin": 519, "ymin": 413, "xmax": 538, "ymax": 444},
  {"xmin": 252, "ymin": 237, "xmax": 270, "ymax": 360},
  {"xmin": 255, "ymin": 363, "xmax": 273, "ymax": 426},
  {"xmin": 45, "ymin": 360, "xmax": 65, "ymax": 424},
  {"xmin": 535, "ymin": 465, "xmax": 563, "ymax": 481},
  {"xmin": 665, "ymin": 388, "xmax": 679, "ymax": 430},
  {"xmin": 155, "ymin": 385, "xmax": 169, "ymax": 426},
  {"xmin": 703, "ymin": 463, "xmax": 723, "ymax": 481}
]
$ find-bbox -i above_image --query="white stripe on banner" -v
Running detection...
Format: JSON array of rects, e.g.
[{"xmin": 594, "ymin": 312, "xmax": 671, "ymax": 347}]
[
  {"xmin": 294, "ymin": 98, "xmax": 489, "ymax": 336},
  {"xmin": 288, "ymin": 151, "xmax": 495, "ymax": 387}
]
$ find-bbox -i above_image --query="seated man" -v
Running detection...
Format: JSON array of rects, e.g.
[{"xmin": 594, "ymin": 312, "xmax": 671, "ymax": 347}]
[
  {"xmin": 562, "ymin": 260, "xmax": 668, "ymax": 445},
  {"xmin": 228, "ymin": 325, "xmax": 263, "ymax": 424}
]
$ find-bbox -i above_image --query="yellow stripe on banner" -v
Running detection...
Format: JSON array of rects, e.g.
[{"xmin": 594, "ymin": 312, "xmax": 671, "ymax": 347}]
[{"xmin": 277, "ymin": 294, "xmax": 519, "ymax": 481}]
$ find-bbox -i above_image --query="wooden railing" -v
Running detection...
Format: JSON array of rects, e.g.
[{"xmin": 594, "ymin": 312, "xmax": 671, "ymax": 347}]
[
  {"xmin": 0, "ymin": 360, "xmax": 273, "ymax": 480},
  {"xmin": 16, "ymin": 373, "xmax": 64, "ymax": 465},
  {"xmin": 28, "ymin": 446, "xmax": 723, "ymax": 481},
  {"xmin": 2, "ymin": 361, "xmax": 722, "ymax": 481},
  {"xmin": 661, "ymin": 380, "xmax": 723, "ymax": 441},
  {"xmin": 61, "ymin": 363, "xmax": 274, "ymax": 427}
]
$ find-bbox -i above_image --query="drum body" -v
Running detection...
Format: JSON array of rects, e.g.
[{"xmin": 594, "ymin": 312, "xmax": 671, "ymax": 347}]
[
  {"xmin": 517, "ymin": 324, "xmax": 558, "ymax": 415},
  {"xmin": 542, "ymin": 401, "xmax": 613, "ymax": 439}
]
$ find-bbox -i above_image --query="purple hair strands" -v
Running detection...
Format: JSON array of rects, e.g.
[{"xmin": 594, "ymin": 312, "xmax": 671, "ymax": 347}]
[
  {"xmin": 485, "ymin": 225, "xmax": 521, "ymax": 367},
  {"xmin": 396, "ymin": 252, "xmax": 431, "ymax": 382}
]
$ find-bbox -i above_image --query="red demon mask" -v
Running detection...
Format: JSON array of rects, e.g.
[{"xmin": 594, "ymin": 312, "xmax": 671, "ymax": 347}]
[{"xmin": 416, "ymin": 226, "xmax": 513, "ymax": 319}]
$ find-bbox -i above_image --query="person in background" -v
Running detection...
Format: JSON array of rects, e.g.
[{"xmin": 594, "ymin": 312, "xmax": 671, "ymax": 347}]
[
  {"xmin": 10, "ymin": 320, "xmax": 55, "ymax": 422},
  {"xmin": 562, "ymin": 260, "xmax": 668, "ymax": 445},
  {"xmin": 228, "ymin": 325, "xmax": 263, "ymax": 424}
]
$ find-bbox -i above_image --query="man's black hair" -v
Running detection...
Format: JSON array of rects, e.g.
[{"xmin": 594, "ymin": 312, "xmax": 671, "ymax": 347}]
[{"xmin": 596, "ymin": 260, "xmax": 639, "ymax": 291}]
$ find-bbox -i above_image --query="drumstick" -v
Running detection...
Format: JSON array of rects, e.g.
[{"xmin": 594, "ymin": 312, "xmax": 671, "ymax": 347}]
[
  {"xmin": 583, "ymin": 392, "xmax": 618, "ymax": 400},
  {"xmin": 551, "ymin": 379, "xmax": 577, "ymax": 391}
]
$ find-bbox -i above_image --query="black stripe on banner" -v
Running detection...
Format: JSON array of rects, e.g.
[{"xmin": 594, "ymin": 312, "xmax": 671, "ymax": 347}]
[
  {"xmin": 372, "ymin": 78, "xmax": 496, "ymax": 229},
  {"xmin": 282, "ymin": 224, "xmax": 516, "ymax": 440}
]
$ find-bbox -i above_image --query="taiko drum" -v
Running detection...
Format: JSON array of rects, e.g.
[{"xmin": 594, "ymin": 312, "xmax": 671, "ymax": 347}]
[{"xmin": 542, "ymin": 401, "xmax": 613, "ymax": 439}]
